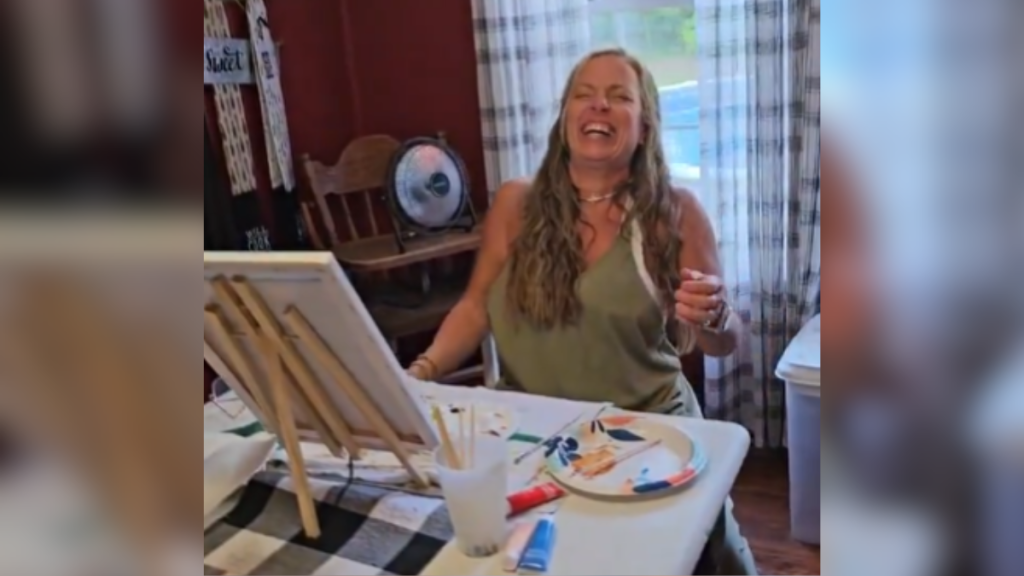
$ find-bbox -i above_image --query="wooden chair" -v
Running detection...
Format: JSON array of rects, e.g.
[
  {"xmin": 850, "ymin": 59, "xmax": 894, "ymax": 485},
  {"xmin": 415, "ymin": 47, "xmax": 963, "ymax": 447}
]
[
  {"xmin": 669, "ymin": 319, "xmax": 708, "ymax": 411},
  {"xmin": 301, "ymin": 135, "xmax": 483, "ymax": 271},
  {"xmin": 301, "ymin": 135, "xmax": 495, "ymax": 385},
  {"xmin": 301, "ymin": 135, "xmax": 401, "ymax": 254},
  {"xmin": 682, "ymin": 350, "xmax": 707, "ymax": 413}
]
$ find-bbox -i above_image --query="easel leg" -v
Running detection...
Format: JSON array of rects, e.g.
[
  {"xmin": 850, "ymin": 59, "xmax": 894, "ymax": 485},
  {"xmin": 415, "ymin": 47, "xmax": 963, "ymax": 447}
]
[
  {"xmin": 265, "ymin": 341, "xmax": 321, "ymax": 539},
  {"xmin": 227, "ymin": 276, "xmax": 363, "ymax": 458},
  {"xmin": 210, "ymin": 277, "xmax": 348, "ymax": 456},
  {"xmin": 205, "ymin": 306, "xmax": 279, "ymax": 436},
  {"xmin": 284, "ymin": 307, "xmax": 431, "ymax": 488}
]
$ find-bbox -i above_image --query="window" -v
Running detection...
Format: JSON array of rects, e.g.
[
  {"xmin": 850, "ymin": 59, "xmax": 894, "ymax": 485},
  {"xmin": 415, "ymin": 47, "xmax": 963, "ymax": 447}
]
[{"xmin": 588, "ymin": 0, "xmax": 700, "ymax": 184}]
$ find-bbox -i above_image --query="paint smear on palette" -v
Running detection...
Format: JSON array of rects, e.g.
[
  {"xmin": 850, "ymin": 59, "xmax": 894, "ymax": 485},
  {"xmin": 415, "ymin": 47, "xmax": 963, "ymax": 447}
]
[
  {"xmin": 558, "ymin": 440, "xmax": 651, "ymax": 480},
  {"xmin": 619, "ymin": 467, "xmax": 652, "ymax": 493},
  {"xmin": 571, "ymin": 446, "xmax": 618, "ymax": 478}
]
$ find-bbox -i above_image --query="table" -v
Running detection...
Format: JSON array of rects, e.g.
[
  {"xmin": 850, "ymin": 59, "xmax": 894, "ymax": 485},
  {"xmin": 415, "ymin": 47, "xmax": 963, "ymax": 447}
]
[
  {"xmin": 417, "ymin": 382, "xmax": 751, "ymax": 576},
  {"xmin": 12, "ymin": 387, "xmax": 748, "ymax": 575}
]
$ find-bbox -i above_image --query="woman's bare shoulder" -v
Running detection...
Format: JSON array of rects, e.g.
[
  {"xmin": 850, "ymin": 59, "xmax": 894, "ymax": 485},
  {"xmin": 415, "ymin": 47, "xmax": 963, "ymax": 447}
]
[
  {"xmin": 489, "ymin": 178, "xmax": 532, "ymax": 222},
  {"xmin": 668, "ymin": 185, "xmax": 711, "ymax": 230},
  {"xmin": 478, "ymin": 178, "xmax": 532, "ymax": 261},
  {"xmin": 492, "ymin": 178, "xmax": 532, "ymax": 206},
  {"xmin": 669, "ymin": 186, "xmax": 719, "ymax": 268},
  {"xmin": 669, "ymin": 185, "xmax": 703, "ymax": 211}
]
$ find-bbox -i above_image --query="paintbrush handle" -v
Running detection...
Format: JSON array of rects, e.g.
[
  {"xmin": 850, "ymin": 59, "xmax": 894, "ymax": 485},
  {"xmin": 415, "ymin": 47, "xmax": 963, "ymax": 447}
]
[
  {"xmin": 514, "ymin": 416, "xmax": 581, "ymax": 465},
  {"xmin": 432, "ymin": 406, "xmax": 463, "ymax": 470},
  {"xmin": 514, "ymin": 404, "xmax": 612, "ymax": 465},
  {"xmin": 613, "ymin": 439, "xmax": 663, "ymax": 465},
  {"xmin": 469, "ymin": 405, "xmax": 477, "ymax": 468}
]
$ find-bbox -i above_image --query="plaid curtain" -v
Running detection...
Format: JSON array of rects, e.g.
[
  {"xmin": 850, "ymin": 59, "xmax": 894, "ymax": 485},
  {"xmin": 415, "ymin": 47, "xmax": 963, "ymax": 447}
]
[
  {"xmin": 471, "ymin": 0, "xmax": 591, "ymax": 200},
  {"xmin": 697, "ymin": 0, "xmax": 821, "ymax": 448}
]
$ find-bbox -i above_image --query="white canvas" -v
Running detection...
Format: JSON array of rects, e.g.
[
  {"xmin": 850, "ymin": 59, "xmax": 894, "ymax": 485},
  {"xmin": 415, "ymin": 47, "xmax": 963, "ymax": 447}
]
[{"xmin": 203, "ymin": 251, "xmax": 439, "ymax": 454}]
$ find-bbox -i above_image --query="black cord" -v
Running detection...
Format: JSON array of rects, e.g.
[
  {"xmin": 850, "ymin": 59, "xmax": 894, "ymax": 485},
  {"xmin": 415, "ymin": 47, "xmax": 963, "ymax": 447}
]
[
  {"xmin": 266, "ymin": 446, "xmax": 357, "ymax": 500},
  {"xmin": 335, "ymin": 452, "xmax": 357, "ymax": 501}
]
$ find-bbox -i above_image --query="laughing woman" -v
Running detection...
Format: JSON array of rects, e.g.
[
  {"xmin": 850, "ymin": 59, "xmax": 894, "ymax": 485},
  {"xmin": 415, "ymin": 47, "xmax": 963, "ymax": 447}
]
[{"xmin": 408, "ymin": 48, "xmax": 758, "ymax": 575}]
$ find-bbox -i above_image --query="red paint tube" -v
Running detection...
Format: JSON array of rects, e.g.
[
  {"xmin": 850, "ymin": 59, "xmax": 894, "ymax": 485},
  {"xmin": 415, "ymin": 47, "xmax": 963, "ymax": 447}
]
[{"xmin": 507, "ymin": 482, "xmax": 566, "ymax": 518}]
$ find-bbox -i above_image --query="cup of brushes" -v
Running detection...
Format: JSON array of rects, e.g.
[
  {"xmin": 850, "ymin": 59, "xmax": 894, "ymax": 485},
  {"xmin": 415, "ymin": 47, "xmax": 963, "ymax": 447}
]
[{"xmin": 432, "ymin": 404, "xmax": 509, "ymax": 558}]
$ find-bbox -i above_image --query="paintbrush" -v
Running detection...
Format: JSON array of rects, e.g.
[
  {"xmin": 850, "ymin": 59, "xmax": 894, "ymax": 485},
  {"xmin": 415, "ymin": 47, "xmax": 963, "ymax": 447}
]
[
  {"xmin": 514, "ymin": 403, "xmax": 612, "ymax": 465},
  {"xmin": 469, "ymin": 404, "xmax": 477, "ymax": 468},
  {"xmin": 431, "ymin": 405, "xmax": 463, "ymax": 470},
  {"xmin": 458, "ymin": 408, "xmax": 467, "ymax": 468}
]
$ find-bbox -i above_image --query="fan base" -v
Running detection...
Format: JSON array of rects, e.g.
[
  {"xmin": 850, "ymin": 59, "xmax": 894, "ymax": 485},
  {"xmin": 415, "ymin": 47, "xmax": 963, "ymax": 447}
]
[{"xmin": 392, "ymin": 214, "xmax": 476, "ymax": 254}]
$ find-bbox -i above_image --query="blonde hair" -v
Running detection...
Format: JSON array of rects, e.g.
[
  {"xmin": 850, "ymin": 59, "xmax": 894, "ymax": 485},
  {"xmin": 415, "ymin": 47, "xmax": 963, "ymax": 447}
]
[{"xmin": 505, "ymin": 48, "xmax": 683, "ymax": 329}]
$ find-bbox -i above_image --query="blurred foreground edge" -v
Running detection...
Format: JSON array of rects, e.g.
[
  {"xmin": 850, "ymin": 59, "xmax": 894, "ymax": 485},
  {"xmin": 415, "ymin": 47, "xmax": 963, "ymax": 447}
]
[{"xmin": 0, "ymin": 209, "xmax": 199, "ymax": 574}]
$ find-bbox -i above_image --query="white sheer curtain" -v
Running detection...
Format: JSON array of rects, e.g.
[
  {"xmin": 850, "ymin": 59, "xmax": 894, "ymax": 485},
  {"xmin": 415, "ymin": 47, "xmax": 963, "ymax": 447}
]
[
  {"xmin": 471, "ymin": 0, "xmax": 591, "ymax": 199},
  {"xmin": 696, "ymin": 0, "xmax": 821, "ymax": 447}
]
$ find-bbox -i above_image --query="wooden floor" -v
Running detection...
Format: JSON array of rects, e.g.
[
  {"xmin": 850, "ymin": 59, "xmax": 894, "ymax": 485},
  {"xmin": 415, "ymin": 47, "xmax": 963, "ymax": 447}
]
[{"xmin": 732, "ymin": 449, "xmax": 821, "ymax": 576}]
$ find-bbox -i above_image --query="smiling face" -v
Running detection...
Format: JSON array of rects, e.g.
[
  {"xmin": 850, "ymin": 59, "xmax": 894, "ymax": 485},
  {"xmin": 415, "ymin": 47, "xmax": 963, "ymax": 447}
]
[{"xmin": 562, "ymin": 54, "xmax": 646, "ymax": 168}]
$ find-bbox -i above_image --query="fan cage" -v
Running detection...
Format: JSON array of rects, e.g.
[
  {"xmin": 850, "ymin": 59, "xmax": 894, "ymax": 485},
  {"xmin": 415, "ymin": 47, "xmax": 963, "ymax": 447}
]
[{"xmin": 384, "ymin": 137, "xmax": 476, "ymax": 244}]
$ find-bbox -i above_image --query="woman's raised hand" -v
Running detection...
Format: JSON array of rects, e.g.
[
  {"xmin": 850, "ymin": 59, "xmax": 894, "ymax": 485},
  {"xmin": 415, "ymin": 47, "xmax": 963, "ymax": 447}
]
[{"xmin": 674, "ymin": 268, "xmax": 726, "ymax": 326}]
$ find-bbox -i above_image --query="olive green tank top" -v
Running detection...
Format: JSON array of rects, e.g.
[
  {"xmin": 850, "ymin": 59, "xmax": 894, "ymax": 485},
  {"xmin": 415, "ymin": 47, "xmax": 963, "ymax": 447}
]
[{"xmin": 486, "ymin": 228, "xmax": 697, "ymax": 414}]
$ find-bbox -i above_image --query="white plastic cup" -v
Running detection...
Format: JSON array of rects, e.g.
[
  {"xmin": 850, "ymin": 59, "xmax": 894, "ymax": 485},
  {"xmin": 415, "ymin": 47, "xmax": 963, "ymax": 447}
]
[{"xmin": 433, "ymin": 434, "xmax": 509, "ymax": 558}]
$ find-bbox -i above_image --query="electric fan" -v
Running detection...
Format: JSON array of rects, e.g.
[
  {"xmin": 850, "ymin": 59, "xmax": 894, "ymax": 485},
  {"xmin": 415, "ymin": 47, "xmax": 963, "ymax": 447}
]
[{"xmin": 384, "ymin": 135, "xmax": 477, "ymax": 253}]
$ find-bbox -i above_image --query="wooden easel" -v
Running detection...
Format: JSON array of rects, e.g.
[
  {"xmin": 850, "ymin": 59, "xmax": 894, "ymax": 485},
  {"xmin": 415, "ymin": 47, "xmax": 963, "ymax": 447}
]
[{"xmin": 204, "ymin": 275, "xmax": 430, "ymax": 538}]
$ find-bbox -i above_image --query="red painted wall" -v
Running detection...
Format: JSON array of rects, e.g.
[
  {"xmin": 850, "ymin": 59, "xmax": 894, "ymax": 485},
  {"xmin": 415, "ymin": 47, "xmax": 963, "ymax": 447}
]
[
  {"xmin": 340, "ymin": 0, "xmax": 487, "ymax": 204},
  {"xmin": 266, "ymin": 0, "xmax": 360, "ymax": 168},
  {"xmin": 198, "ymin": 0, "xmax": 487, "ymax": 232},
  {"xmin": 200, "ymin": 0, "xmax": 487, "ymax": 395}
]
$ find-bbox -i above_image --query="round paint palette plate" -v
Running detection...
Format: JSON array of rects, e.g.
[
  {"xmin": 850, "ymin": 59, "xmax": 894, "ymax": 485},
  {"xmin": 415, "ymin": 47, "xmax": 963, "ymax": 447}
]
[
  {"xmin": 428, "ymin": 400, "xmax": 520, "ymax": 440},
  {"xmin": 543, "ymin": 414, "xmax": 706, "ymax": 499}
]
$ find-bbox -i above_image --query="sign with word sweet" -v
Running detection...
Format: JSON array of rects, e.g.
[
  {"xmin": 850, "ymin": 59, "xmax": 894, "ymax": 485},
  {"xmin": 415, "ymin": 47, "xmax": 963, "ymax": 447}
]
[{"xmin": 204, "ymin": 38, "xmax": 254, "ymax": 85}]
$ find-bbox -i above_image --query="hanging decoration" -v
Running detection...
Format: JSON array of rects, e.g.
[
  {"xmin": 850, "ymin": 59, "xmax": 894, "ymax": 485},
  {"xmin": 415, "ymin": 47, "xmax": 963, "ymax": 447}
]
[
  {"xmin": 245, "ymin": 0, "xmax": 295, "ymax": 192},
  {"xmin": 204, "ymin": 38, "xmax": 255, "ymax": 85},
  {"xmin": 205, "ymin": 0, "xmax": 271, "ymax": 252},
  {"xmin": 246, "ymin": 0, "xmax": 307, "ymax": 250},
  {"xmin": 203, "ymin": 0, "xmax": 258, "ymax": 197},
  {"xmin": 204, "ymin": 0, "xmax": 306, "ymax": 251}
]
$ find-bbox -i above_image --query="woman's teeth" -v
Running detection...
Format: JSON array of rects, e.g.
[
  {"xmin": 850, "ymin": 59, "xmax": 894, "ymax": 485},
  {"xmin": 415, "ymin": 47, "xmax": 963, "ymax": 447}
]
[{"xmin": 583, "ymin": 123, "xmax": 613, "ymax": 138}]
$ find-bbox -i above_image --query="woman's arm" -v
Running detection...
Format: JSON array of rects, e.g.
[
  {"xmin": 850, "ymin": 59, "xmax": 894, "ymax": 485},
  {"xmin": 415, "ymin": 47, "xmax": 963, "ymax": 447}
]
[
  {"xmin": 409, "ymin": 179, "xmax": 527, "ymax": 380},
  {"xmin": 675, "ymin": 188, "xmax": 741, "ymax": 358}
]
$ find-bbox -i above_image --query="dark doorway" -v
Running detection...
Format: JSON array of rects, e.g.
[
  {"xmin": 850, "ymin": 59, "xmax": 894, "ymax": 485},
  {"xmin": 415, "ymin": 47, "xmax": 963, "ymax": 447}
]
[{"xmin": 204, "ymin": 115, "xmax": 239, "ymax": 250}]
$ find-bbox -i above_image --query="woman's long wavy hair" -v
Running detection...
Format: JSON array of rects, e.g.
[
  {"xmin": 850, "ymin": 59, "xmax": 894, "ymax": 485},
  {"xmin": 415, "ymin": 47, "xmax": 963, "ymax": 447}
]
[{"xmin": 505, "ymin": 48, "xmax": 683, "ymax": 329}]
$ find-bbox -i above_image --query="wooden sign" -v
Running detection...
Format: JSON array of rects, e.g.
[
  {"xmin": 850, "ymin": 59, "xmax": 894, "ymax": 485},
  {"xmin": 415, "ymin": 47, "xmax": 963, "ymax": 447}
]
[
  {"xmin": 246, "ymin": 1, "xmax": 297, "ymax": 191},
  {"xmin": 204, "ymin": 38, "xmax": 254, "ymax": 85}
]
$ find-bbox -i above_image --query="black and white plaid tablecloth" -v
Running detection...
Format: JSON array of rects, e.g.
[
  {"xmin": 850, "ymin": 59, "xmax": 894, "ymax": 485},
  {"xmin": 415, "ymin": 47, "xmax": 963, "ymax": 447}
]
[{"xmin": 204, "ymin": 471, "xmax": 454, "ymax": 575}]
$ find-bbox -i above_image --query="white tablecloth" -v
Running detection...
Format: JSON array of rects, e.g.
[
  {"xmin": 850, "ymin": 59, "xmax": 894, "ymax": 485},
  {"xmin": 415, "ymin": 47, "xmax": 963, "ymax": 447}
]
[{"xmin": 415, "ymin": 382, "xmax": 751, "ymax": 576}]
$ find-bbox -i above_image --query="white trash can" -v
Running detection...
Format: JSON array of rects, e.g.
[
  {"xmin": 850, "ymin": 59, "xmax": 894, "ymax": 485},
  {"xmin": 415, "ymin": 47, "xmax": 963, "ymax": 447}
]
[
  {"xmin": 776, "ymin": 314, "xmax": 821, "ymax": 545},
  {"xmin": 969, "ymin": 347, "xmax": 1024, "ymax": 576}
]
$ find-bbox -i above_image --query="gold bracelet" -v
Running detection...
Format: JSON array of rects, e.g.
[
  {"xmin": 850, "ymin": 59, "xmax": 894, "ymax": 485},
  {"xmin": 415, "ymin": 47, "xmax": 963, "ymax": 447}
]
[
  {"xmin": 409, "ymin": 363, "xmax": 430, "ymax": 380},
  {"xmin": 414, "ymin": 354, "xmax": 440, "ymax": 380}
]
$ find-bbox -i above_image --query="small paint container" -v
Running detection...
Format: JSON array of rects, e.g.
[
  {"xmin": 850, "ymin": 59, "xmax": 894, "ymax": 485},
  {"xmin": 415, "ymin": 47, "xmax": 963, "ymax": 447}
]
[
  {"xmin": 503, "ymin": 520, "xmax": 538, "ymax": 572},
  {"xmin": 507, "ymin": 482, "xmax": 566, "ymax": 517},
  {"xmin": 517, "ymin": 515, "xmax": 556, "ymax": 574}
]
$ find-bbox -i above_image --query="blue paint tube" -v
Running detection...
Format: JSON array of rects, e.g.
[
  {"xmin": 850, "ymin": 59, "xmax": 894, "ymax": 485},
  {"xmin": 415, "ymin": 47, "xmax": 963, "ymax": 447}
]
[{"xmin": 517, "ymin": 515, "xmax": 556, "ymax": 574}]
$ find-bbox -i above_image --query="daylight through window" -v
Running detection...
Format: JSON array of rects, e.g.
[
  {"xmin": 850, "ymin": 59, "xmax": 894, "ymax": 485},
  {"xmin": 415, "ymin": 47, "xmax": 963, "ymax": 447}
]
[{"xmin": 588, "ymin": 0, "xmax": 700, "ymax": 182}]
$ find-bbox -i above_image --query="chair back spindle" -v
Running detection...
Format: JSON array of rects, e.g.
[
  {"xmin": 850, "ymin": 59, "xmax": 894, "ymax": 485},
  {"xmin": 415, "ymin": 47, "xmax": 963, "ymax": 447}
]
[{"xmin": 302, "ymin": 135, "xmax": 401, "ymax": 248}]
